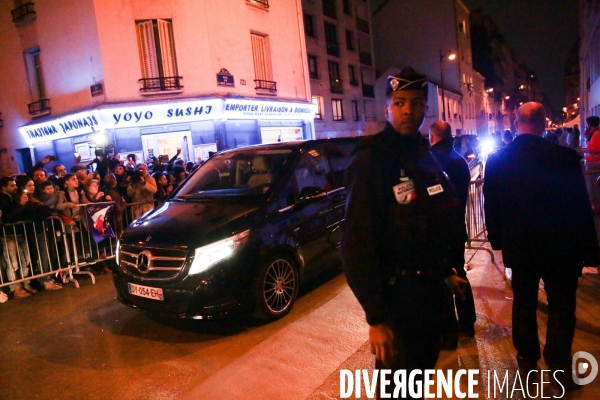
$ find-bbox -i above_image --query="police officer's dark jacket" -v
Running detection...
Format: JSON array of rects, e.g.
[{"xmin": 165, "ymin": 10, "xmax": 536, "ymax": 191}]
[
  {"xmin": 340, "ymin": 123, "xmax": 466, "ymax": 326},
  {"xmin": 430, "ymin": 137, "xmax": 470, "ymax": 210}
]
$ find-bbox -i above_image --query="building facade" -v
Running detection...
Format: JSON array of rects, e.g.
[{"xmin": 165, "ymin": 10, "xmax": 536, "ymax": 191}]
[
  {"xmin": 470, "ymin": 8, "xmax": 545, "ymax": 133},
  {"xmin": 302, "ymin": 0, "xmax": 378, "ymax": 138},
  {"xmin": 370, "ymin": 0, "xmax": 485, "ymax": 137},
  {"xmin": 579, "ymin": 0, "xmax": 600, "ymax": 132},
  {"xmin": 0, "ymin": 0, "xmax": 315, "ymax": 174}
]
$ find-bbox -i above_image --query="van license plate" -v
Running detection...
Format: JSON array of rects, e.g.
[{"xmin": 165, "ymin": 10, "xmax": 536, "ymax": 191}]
[{"xmin": 128, "ymin": 283, "xmax": 164, "ymax": 301}]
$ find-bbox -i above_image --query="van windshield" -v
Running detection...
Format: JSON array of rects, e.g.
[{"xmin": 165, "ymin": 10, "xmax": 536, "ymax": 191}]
[{"xmin": 174, "ymin": 148, "xmax": 293, "ymax": 198}]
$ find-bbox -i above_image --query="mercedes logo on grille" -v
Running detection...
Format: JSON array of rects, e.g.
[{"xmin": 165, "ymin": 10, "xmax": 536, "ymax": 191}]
[{"xmin": 136, "ymin": 250, "xmax": 153, "ymax": 273}]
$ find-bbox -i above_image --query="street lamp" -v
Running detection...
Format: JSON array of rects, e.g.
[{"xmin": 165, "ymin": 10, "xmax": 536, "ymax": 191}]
[{"xmin": 439, "ymin": 50, "xmax": 456, "ymax": 121}]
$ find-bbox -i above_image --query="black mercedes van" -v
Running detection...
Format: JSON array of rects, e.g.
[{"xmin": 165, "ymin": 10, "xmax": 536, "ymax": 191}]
[{"xmin": 112, "ymin": 137, "xmax": 359, "ymax": 321}]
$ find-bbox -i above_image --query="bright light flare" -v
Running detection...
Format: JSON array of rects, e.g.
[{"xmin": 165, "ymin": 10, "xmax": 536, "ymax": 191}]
[{"xmin": 480, "ymin": 138, "xmax": 497, "ymax": 156}]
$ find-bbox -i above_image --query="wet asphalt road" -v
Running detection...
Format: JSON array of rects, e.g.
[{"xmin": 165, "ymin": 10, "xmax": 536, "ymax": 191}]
[
  {"xmin": 0, "ymin": 264, "xmax": 362, "ymax": 400},
  {"xmin": 1, "ymin": 246, "xmax": 600, "ymax": 399}
]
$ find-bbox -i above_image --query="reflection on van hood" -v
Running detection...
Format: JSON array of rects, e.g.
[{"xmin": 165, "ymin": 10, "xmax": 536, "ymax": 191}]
[{"xmin": 120, "ymin": 200, "xmax": 262, "ymax": 249}]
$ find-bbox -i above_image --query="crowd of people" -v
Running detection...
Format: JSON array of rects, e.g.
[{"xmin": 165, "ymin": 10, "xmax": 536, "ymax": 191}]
[{"xmin": 0, "ymin": 149, "xmax": 202, "ymax": 302}]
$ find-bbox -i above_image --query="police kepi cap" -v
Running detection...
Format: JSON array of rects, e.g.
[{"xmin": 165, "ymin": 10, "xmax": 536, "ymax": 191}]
[{"xmin": 386, "ymin": 67, "xmax": 428, "ymax": 99}]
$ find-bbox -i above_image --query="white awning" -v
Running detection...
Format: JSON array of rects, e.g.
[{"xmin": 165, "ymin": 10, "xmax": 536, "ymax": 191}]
[{"xmin": 563, "ymin": 114, "xmax": 580, "ymax": 128}]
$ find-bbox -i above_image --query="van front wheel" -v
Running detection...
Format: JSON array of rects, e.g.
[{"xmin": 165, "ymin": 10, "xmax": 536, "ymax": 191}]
[{"xmin": 252, "ymin": 254, "xmax": 298, "ymax": 321}]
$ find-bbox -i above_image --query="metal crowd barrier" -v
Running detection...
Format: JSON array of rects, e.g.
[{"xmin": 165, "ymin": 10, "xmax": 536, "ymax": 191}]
[
  {"xmin": 0, "ymin": 199, "xmax": 158, "ymax": 291},
  {"xmin": 465, "ymin": 178, "xmax": 495, "ymax": 263},
  {"xmin": 463, "ymin": 160, "xmax": 600, "ymax": 264},
  {"xmin": 0, "ymin": 217, "xmax": 77, "ymax": 289}
]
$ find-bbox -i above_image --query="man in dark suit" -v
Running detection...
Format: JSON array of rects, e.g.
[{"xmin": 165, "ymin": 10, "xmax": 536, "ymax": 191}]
[
  {"xmin": 484, "ymin": 102, "xmax": 598, "ymax": 388},
  {"xmin": 430, "ymin": 121, "xmax": 477, "ymax": 346}
]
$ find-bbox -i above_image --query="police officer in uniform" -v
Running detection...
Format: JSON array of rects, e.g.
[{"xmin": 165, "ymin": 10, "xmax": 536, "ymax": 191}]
[
  {"xmin": 429, "ymin": 121, "xmax": 477, "ymax": 346},
  {"xmin": 341, "ymin": 68, "xmax": 468, "ymax": 398}
]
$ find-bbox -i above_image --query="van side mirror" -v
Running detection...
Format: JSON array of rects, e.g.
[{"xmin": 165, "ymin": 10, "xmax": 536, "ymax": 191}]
[{"xmin": 298, "ymin": 186, "xmax": 327, "ymax": 204}]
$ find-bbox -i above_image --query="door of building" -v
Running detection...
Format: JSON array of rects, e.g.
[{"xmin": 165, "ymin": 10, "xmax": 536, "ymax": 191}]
[{"xmin": 141, "ymin": 131, "xmax": 193, "ymax": 163}]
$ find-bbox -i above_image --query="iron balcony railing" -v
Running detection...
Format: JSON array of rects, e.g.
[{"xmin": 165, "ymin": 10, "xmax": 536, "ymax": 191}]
[
  {"xmin": 330, "ymin": 79, "xmax": 343, "ymax": 94},
  {"xmin": 362, "ymin": 84, "xmax": 375, "ymax": 98},
  {"xmin": 28, "ymin": 99, "xmax": 51, "ymax": 116},
  {"xmin": 254, "ymin": 80, "xmax": 277, "ymax": 94},
  {"xmin": 12, "ymin": 2, "xmax": 35, "ymax": 24},
  {"xmin": 246, "ymin": 0, "xmax": 269, "ymax": 8},
  {"xmin": 138, "ymin": 76, "xmax": 183, "ymax": 92}
]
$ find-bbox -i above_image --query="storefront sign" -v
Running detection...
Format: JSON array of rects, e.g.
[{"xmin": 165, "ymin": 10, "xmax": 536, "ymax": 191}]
[
  {"xmin": 19, "ymin": 110, "xmax": 104, "ymax": 144},
  {"xmin": 223, "ymin": 99, "xmax": 316, "ymax": 120},
  {"xmin": 103, "ymin": 99, "xmax": 223, "ymax": 129},
  {"xmin": 19, "ymin": 98, "xmax": 315, "ymax": 145}
]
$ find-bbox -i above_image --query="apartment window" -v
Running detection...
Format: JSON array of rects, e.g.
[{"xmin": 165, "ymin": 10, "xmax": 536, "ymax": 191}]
[
  {"xmin": 345, "ymin": 30, "xmax": 354, "ymax": 51},
  {"xmin": 323, "ymin": 0, "xmax": 336, "ymax": 19},
  {"xmin": 304, "ymin": 13, "xmax": 315, "ymax": 38},
  {"xmin": 348, "ymin": 65, "xmax": 358, "ymax": 86},
  {"xmin": 24, "ymin": 48, "xmax": 51, "ymax": 115},
  {"xmin": 351, "ymin": 100, "xmax": 359, "ymax": 121},
  {"xmin": 251, "ymin": 33, "xmax": 277, "ymax": 93},
  {"xmin": 328, "ymin": 61, "xmax": 343, "ymax": 93},
  {"xmin": 136, "ymin": 19, "xmax": 182, "ymax": 92},
  {"xmin": 24, "ymin": 48, "xmax": 46, "ymax": 101},
  {"xmin": 312, "ymin": 96, "xmax": 324, "ymax": 120},
  {"xmin": 332, "ymin": 99, "xmax": 344, "ymax": 121},
  {"xmin": 343, "ymin": 0, "xmax": 351, "ymax": 15},
  {"xmin": 308, "ymin": 55, "xmax": 319, "ymax": 79},
  {"xmin": 324, "ymin": 22, "xmax": 339, "ymax": 57}
]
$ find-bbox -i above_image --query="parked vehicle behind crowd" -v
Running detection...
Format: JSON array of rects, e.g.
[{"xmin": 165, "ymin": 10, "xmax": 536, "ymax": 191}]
[
  {"xmin": 454, "ymin": 134, "xmax": 483, "ymax": 180},
  {"xmin": 112, "ymin": 137, "xmax": 360, "ymax": 321}
]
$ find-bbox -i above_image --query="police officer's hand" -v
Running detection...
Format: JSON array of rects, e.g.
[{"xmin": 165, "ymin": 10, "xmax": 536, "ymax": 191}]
[
  {"xmin": 369, "ymin": 323, "xmax": 396, "ymax": 366},
  {"xmin": 445, "ymin": 274, "xmax": 469, "ymax": 301}
]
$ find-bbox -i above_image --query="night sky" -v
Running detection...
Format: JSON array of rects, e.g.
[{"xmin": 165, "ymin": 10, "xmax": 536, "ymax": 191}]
[{"xmin": 462, "ymin": 0, "xmax": 579, "ymax": 112}]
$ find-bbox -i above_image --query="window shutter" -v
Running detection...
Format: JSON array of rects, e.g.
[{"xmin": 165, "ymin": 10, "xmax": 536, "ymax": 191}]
[
  {"xmin": 157, "ymin": 19, "xmax": 177, "ymax": 77},
  {"xmin": 137, "ymin": 20, "xmax": 159, "ymax": 78},
  {"xmin": 251, "ymin": 33, "xmax": 268, "ymax": 81}
]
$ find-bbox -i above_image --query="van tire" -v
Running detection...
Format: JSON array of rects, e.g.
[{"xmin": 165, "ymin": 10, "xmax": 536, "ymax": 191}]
[{"xmin": 252, "ymin": 253, "xmax": 299, "ymax": 321}]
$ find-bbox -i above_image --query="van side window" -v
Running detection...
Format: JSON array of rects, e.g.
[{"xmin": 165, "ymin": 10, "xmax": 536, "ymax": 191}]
[
  {"xmin": 292, "ymin": 147, "xmax": 331, "ymax": 197},
  {"xmin": 325, "ymin": 142, "xmax": 355, "ymax": 189}
]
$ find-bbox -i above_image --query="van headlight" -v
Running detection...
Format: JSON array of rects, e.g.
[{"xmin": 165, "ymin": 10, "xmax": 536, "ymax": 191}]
[{"xmin": 189, "ymin": 230, "xmax": 250, "ymax": 275}]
